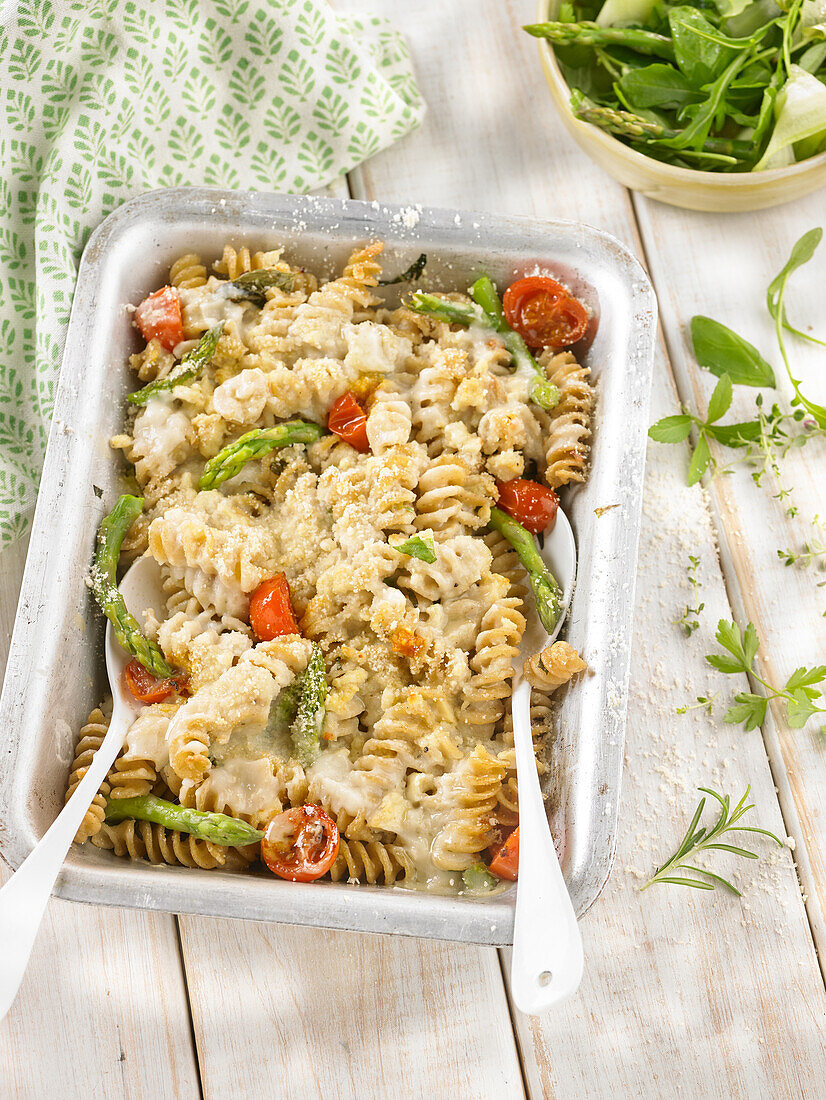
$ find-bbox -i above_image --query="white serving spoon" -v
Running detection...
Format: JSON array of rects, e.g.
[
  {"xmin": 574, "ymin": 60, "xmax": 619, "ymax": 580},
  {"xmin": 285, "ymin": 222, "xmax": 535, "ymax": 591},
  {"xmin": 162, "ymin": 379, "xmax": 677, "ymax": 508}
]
[
  {"xmin": 509, "ymin": 506, "xmax": 583, "ymax": 1015},
  {"xmin": 0, "ymin": 555, "xmax": 165, "ymax": 1023}
]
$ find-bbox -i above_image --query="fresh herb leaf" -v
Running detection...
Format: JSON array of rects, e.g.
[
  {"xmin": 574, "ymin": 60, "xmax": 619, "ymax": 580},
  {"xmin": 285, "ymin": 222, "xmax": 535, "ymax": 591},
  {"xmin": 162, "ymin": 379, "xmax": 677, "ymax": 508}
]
[
  {"xmin": 767, "ymin": 229, "xmax": 826, "ymax": 429},
  {"xmin": 669, "ymin": 6, "xmax": 740, "ymax": 87},
  {"xmin": 724, "ymin": 692, "xmax": 767, "ymax": 729},
  {"xmin": 706, "ymin": 420, "xmax": 762, "ymax": 447},
  {"xmin": 379, "ymin": 253, "xmax": 427, "ymax": 285},
  {"xmin": 706, "ymin": 372, "xmax": 733, "ymax": 423},
  {"xmin": 642, "ymin": 785, "xmax": 782, "ymax": 895},
  {"xmin": 617, "ymin": 63, "xmax": 702, "ymax": 109},
  {"xmin": 688, "ymin": 432, "xmax": 712, "ymax": 485},
  {"xmin": 690, "ymin": 316, "xmax": 776, "ymax": 388},
  {"xmin": 767, "ymin": 227, "xmax": 822, "ymax": 325},
  {"xmin": 676, "ymin": 692, "xmax": 719, "ymax": 715},
  {"xmin": 648, "ymin": 414, "xmax": 693, "ymax": 442},
  {"xmin": 394, "ymin": 530, "xmax": 437, "ymax": 564},
  {"xmin": 779, "ymin": 517, "xmax": 826, "ymax": 567},
  {"xmin": 675, "ymin": 554, "xmax": 705, "ymax": 635},
  {"xmin": 705, "ymin": 618, "xmax": 826, "ymax": 730}
]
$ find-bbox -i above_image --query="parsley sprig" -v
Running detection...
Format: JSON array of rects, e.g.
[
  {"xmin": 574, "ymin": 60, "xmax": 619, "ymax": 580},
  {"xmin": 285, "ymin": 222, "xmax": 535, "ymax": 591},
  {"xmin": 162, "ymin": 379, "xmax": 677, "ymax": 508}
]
[
  {"xmin": 706, "ymin": 619, "xmax": 826, "ymax": 733},
  {"xmin": 642, "ymin": 786, "xmax": 782, "ymax": 895}
]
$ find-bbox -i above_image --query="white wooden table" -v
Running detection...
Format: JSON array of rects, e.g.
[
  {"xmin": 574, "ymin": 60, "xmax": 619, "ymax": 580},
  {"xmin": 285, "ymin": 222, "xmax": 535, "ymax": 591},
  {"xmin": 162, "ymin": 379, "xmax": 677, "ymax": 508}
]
[{"xmin": 3, "ymin": 3, "xmax": 826, "ymax": 1095}]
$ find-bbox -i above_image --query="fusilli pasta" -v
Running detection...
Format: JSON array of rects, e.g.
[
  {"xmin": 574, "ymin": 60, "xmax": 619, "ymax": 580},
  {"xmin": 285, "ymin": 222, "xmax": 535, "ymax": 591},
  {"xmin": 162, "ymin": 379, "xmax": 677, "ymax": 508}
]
[{"xmin": 69, "ymin": 242, "xmax": 595, "ymax": 892}]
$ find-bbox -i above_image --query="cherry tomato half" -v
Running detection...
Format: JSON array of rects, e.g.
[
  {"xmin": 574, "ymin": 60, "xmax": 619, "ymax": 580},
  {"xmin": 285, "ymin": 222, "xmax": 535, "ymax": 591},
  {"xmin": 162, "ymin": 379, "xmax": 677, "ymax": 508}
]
[
  {"xmin": 123, "ymin": 658, "xmax": 186, "ymax": 703},
  {"xmin": 496, "ymin": 479, "xmax": 559, "ymax": 535},
  {"xmin": 262, "ymin": 805, "xmax": 340, "ymax": 882},
  {"xmin": 134, "ymin": 286, "xmax": 185, "ymax": 351},
  {"xmin": 328, "ymin": 391, "xmax": 370, "ymax": 452},
  {"xmin": 503, "ymin": 276, "xmax": 588, "ymax": 349},
  {"xmin": 489, "ymin": 827, "xmax": 519, "ymax": 881},
  {"xmin": 249, "ymin": 573, "xmax": 300, "ymax": 641}
]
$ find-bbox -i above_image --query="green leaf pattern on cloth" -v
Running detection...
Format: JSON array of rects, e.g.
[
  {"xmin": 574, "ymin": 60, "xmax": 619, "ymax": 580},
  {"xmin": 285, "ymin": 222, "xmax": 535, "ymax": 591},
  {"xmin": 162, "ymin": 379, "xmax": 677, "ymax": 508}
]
[{"xmin": 0, "ymin": 0, "xmax": 424, "ymax": 548}]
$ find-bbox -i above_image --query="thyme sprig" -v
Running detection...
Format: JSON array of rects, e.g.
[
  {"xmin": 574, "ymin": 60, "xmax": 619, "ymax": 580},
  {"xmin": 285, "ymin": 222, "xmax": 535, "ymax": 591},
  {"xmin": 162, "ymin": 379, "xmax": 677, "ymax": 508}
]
[
  {"xmin": 675, "ymin": 554, "xmax": 704, "ymax": 636},
  {"xmin": 642, "ymin": 786, "xmax": 782, "ymax": 894},
  {"xmin": 778, "ymin": 515, "xmax": 826, "ymax": 568},
  {"xmin": 676, "ymin": 692, "xmax": 719, "ymax": 716}
]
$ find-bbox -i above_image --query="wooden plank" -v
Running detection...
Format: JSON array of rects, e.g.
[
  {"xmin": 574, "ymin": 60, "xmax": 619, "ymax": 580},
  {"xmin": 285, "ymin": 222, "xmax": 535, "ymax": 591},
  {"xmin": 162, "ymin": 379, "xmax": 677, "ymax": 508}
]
[
  {"xmin": 632, "ymin": 194, "xmax": 826, "ymax": 955},
  {"xmin": 181, "ymin": 920, "xmax": 523, "ymax": 1100},
  {"xmin": 340, "ymin": 1, "xmax": 826, "ymax": 1095},
  {"xmin": 513, "ymin": 352, "xmax": 826, "ymax": 1097},
  {"xmin": 0, "ymin": 539, "xmax": 201, "ymax": 1099}
]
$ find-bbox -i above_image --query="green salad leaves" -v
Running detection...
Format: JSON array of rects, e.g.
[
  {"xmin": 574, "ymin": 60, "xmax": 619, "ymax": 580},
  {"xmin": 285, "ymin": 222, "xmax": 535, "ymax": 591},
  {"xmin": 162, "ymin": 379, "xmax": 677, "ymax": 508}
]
[{"xmin": 525, "ymin": 0, "xmax": 826, "ymax": 171}]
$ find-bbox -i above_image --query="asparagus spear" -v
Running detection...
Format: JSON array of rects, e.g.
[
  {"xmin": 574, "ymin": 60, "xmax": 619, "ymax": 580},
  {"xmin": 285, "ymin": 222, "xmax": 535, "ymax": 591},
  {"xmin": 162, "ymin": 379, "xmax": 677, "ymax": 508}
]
[
  {"xmin": 128, "ymin": 323, "xmax": 224, "ymax": 406},
  {"xmin": 105, "ymin": 794, "xmax": 265, "ymax": 845},
  {"xmin": 523, "ymin": 21, "xmax": 677, "ymax": 61},
  {"xmin": 469, "ymin": 276, "xmax": 560, "ymax": 410},
  {"xmin": 218, "ymin": 269, "xmax": 296, "ymax": 307},
  {"xmin": 407, "ymin": 286, "xmax": 559, "ymax": 411},
  {"xmin": 290, "ymin": 644, "xmax": 327, "ymax": 767},
  {"xmin": 570, "ymin": 92, "xmax": 754, "ymax": 160},
  {"xmin": 379, "ymin": 253, "xmax": 427, "ymax": 285},
  {"xmin": 89, "ymin": 495, "xmax": 174, "ymax": 678},
  {"xmin": 489, "ymin": 506, "xmax": 562, "ymax": 635},
  {"xmin": 197, "ymin": 419, "xmax": 325, "ymax": 491},
  {"xmin": 272, "ymin": 676, "xmax": 302, "ymax": 729}
]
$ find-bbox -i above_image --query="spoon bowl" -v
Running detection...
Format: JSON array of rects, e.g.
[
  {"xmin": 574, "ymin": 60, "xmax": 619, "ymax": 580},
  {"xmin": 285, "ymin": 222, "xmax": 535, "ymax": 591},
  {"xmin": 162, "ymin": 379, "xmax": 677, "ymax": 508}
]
[
  {"xmin": 509, "ymin": 505, "xmax": 583, "ymax": 1015},
  {"xmin": 0, "ymin": 555, "xmax": 165, "ymax": 1022}
]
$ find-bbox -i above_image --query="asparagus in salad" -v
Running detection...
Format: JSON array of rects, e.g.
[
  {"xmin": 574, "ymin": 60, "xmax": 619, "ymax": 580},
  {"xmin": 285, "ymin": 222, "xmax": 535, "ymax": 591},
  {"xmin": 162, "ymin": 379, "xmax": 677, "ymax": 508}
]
[{"xmin": 526, "ymin": 0, "xmax": 826, "ymax": 171}]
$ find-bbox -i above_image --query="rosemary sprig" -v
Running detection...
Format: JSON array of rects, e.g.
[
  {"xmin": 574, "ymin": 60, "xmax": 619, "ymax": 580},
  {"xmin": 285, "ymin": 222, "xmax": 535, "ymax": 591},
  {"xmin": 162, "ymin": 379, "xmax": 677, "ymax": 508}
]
[
  {"xmin": 675, "ymin": 554, "xmax": 704, "ymax": 636},
  {"xmin": 642, "ymin": 786, "xmax": 782, "ymax": 894},
  {"xmin": 706, "ymin": 619, "xmax": 826, "ymax": 732}
]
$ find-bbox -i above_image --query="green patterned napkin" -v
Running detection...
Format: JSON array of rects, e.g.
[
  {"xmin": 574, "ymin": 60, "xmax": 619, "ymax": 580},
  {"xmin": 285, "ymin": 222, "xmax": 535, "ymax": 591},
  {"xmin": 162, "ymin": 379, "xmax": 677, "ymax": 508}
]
[{"xmin": 0, "ymin": 0, "xmax": 424, "ymax": 549}]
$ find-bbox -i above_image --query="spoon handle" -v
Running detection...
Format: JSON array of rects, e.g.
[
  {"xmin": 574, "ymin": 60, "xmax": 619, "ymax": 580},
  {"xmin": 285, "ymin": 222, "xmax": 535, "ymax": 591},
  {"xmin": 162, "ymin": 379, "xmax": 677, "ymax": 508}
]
[
  {"xmin": 0, "ymin": 704, "xmax": 128, "ymax": 1022},
  {"xmin": 510, "ymin": 680, "xmax": 583, "ymax": 1015}
]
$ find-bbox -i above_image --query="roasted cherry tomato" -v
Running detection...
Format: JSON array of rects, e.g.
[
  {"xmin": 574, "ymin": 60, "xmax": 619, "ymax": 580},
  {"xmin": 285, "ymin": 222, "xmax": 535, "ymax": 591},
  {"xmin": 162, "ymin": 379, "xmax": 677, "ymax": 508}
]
[
  {"xmin": 134, "ymin": 286, "xmax": 185, "ymax": 351},
  {"xmin": 249, "ymin": 573, "xmax": 300, "ymax": 641},
  {"xmin": 262, "ymin": 805, "xmax": 340, "ymax": 882},
  {"xmin": 489, "ymin": 827, "xmax": 519, "ymax": 881},
  {"xmin": 123, "ymin": 658, "xmax": 185, "ymax": 703},
  {"xmin": 503, "ymin": 276, "xmax": 588, "ymax": 348},
  {"xmin": 496, "ymin": 479, "xmax": 558, "ymax": 535},
  {"xmin": 328, "ymin": 391, "xmax": 370, "ymax": 452}
]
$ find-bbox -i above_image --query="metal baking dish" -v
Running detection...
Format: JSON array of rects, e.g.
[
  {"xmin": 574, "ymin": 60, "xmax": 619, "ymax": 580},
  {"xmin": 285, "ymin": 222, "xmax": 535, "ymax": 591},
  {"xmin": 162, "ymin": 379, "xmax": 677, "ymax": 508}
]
[{"xmin": 0, "ymin": 189, "xmax": 655, "ymax": 944}]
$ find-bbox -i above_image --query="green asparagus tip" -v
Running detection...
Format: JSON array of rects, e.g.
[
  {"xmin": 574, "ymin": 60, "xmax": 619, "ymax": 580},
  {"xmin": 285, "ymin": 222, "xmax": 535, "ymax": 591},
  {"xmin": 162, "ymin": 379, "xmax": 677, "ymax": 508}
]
[{"xmin": 105, "ymin": 794, "xmax": 265, "ymax": 846}]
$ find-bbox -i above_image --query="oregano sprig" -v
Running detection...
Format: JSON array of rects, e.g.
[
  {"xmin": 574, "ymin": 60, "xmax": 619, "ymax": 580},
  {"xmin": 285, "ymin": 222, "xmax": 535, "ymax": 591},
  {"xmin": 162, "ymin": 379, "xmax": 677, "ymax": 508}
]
[
  {"xmin": 705, "ymin": 619, "xmax": 826, "ymax": 732},
  {"xmin": 642, "ymin": 786, "xmax": 782, "ymax": 895}
]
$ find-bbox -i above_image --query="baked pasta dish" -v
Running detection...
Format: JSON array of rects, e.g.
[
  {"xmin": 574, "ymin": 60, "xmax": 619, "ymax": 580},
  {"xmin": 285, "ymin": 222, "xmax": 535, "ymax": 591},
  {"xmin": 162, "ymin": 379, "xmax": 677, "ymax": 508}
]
[{"xmin": 68, "ymin": 241, "xmax": 593, "ymax": 893}]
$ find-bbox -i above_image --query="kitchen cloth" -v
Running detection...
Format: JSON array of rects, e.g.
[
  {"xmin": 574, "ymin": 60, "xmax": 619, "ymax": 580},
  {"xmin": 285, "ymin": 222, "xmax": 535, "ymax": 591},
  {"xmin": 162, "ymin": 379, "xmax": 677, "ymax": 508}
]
[{"xmin": 0, "ymin": 0, "xmax": 425, "ymax": 548}]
